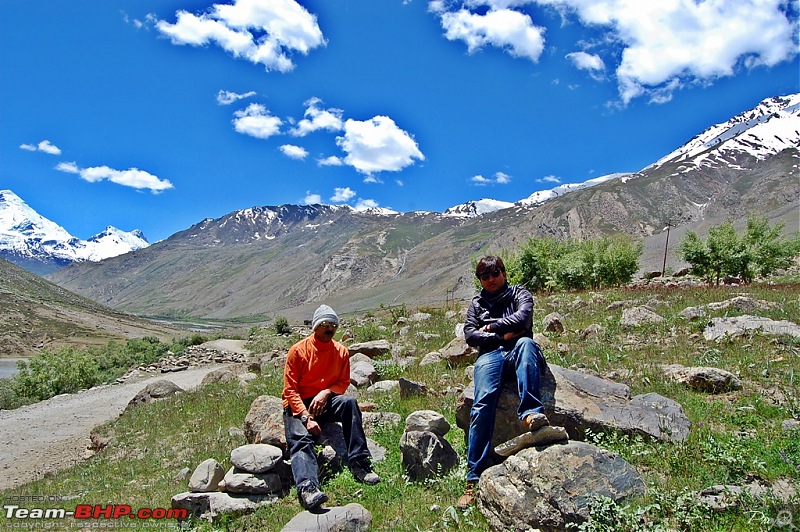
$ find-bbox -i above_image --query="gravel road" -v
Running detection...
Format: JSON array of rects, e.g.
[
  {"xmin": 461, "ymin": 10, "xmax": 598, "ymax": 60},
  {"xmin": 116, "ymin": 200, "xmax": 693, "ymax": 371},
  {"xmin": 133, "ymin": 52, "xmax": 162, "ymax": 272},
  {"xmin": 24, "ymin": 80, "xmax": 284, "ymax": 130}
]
[{"xmin": 0, "ymin": 340, "xmax": 250, "ymax": 491}]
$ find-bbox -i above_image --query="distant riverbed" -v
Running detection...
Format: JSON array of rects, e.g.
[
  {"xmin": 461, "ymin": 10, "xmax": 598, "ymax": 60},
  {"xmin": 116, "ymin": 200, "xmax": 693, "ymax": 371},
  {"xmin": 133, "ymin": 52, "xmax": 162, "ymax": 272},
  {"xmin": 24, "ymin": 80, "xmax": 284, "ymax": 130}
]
[{"xmin": 0, "ymin": 358, "xmax": 25, "ymax": 380}]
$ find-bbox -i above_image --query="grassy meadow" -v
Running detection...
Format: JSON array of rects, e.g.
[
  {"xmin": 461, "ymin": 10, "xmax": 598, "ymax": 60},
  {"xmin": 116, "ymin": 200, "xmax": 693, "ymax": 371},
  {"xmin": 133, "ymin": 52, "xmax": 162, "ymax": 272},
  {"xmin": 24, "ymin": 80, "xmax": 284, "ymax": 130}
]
[{"xmin": 0, "ymin": 279, "xmax": 798, "ymax": 531}]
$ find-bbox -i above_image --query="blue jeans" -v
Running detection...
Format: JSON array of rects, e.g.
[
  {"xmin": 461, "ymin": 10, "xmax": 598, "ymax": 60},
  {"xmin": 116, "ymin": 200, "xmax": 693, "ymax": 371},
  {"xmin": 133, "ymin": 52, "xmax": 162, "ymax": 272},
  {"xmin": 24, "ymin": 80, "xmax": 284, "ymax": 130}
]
[
  {"xmin": 467, "ymin": 337, "xmax": 545, "ymax": 482},
  {"xmin": 283, "ymin": 394, "xmax": 371, "ymax": 491}
]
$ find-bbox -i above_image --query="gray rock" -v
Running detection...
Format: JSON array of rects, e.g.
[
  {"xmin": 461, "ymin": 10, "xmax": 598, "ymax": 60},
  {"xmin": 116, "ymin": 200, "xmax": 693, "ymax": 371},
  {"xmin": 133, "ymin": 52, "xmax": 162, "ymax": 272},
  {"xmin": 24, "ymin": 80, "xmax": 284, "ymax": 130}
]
[
  {"xmin": 171, "ymin": 491, "xmax": 277, "ymax": 521},
  {"xmin": 400, "ymin": 430, "xmax": 459, "ymax": 481},
  {"xmin": 580, "ymin": 323, "xmax": 604, "ymax": 340},
  {"xmin": 478, "ymin": 441, "xmax": 646, "ymax": 531},
  {"xmin": 222, "ymin": 467, "xmax": 283, "ymax": 494},
  {"xmin": 782, "ymin": 419, "xmax": 800, "ymax": 433},
  {"xmin": 703, "ymin": 315, "xmax": 800, "ymax": 341},
  {"xmin": 366, "ymin": 380, "xmax": 399, "ymax": 393},
  {"xmin": 126, "ymin": 380, "xmax": 184, "ymax": 410},
  {"xmin": 188, "ymin": 458, "xmax": 225, "ymax": 493},
  {"xmin": 405, "ymin": 410, "xmax": 450, "ymax": 437},
  {"xmin": 399, "ymin": 377, "xmax": 428, "ymax": 398},
  {"xmin": 439, "ymin": 336, "xmax": 476, "ymax": 365},
  {"xmin": 494, "ymin": 426, "xmax": 569, "ymax": 457},
  {"xmin": 419, "ymin": 351, "xmax": 443, "ymax": 366},
  {"xmin": 243, "ymin": 395, "xmax": 285, "ymax": 447},
  {"xmin": 348, "ymin": 340, "xmax": 391, "ymax": 358},
  {"xmin": 620, "ymin": 306, "xmax": 664, "ymax": 328},
  {"xmin": 200, "ymin": 368, "xmax": 237, "ymax": 386},
  {"xmin": 662, "ymin": 364, "xmax": 743, "ymax": 393},
  {"xmin": 350, "ymin": 360, "xmax": 377, "ymax": 388},
  {"xmin": 542, "ymin": 312, "xmax": 565, "ymax": 334},
  {"xmin": 230, "ymin": 444, "xmax": 283, "ymax": 474},
  {"xmin": 456, "ymin": 364, "xmax": 690, "ymax": 451},
  {"xmin": 706, "ymin": 296, "xmax": 777, "ymax": 313},
  {"xmin": 679, "ymin": 306, "xmax": 707, "ymax": 321},
  {"xmin": 281, "ymin": 503, "xmax": 372, "ymax": 532}
]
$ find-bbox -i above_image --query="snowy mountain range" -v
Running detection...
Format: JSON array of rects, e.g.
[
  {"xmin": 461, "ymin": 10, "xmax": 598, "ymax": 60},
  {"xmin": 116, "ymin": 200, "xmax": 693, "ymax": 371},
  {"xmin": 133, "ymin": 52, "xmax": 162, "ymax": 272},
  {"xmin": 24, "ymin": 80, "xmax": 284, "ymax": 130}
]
[
  {"xmin": 647, "ymin": 93, "xmax": 800, "ymax": 172},
  {"xmin": 0, "ymin": 190, "xmax": 148, "ymax": 274},
  {"xmin": 4, "ymin": 93, "xmax": 798, "ymax": 277}
]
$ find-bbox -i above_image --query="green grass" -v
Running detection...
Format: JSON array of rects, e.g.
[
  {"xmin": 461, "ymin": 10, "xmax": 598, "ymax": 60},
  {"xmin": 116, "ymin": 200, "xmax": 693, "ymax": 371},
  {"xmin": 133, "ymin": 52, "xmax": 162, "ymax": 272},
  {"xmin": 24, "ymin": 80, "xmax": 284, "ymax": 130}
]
[{"xmin": 0, "ymin": 282, "xmax": 798, "ymax": 530}]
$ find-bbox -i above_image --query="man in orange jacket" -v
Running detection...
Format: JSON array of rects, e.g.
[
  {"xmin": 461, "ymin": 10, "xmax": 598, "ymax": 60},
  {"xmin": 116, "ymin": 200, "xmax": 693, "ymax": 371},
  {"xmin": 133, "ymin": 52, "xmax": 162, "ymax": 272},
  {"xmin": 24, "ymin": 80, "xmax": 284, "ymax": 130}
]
[{"xmin": 282, "ymin": 304, "xmax": 380, "ymax": 511}]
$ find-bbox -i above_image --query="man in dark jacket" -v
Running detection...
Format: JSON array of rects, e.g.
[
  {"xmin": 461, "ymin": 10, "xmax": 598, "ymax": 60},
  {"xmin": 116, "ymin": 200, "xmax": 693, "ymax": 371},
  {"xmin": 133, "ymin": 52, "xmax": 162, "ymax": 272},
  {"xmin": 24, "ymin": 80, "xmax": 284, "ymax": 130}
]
[{"xmin": 457, "ymin": 255, "xmax": 548, "ymax": 508}]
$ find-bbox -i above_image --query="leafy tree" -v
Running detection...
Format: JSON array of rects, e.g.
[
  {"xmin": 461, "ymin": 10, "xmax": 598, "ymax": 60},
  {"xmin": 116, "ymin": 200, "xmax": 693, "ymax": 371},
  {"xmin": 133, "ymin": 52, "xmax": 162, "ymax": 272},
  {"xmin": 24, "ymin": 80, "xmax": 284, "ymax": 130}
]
[
  {"xmin": 274, "ymin": 316, "xmax": 291, "ymax": 335},
  {"xmin": 680, "ymin": 216, "xmax": 799, "ymax": 284},
  {"xmin": 510, "ymin": 235, "xmax": 641, "ymax": 292},
  {"xmin": 13, "ymin": 348, "xmax": 100, "ymax": 401}
]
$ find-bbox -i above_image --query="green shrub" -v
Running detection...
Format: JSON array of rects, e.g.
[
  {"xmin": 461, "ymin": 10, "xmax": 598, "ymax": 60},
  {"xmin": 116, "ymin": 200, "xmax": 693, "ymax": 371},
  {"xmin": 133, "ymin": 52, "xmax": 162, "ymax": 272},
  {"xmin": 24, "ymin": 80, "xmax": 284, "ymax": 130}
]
[
  {"xmin": 274, "ymin": 316, "xmax": 291, "ymax": 335},
  {"xmin": 13, "ymin": 348, "xmax": 100, "ymax": 401},
  {"xmin": 680, "ymin": 216, "xmax": 799, "ymax": 284},
  {"xmin": 509, "ymin": 235, "xmax": 641, "ymax": 292}
]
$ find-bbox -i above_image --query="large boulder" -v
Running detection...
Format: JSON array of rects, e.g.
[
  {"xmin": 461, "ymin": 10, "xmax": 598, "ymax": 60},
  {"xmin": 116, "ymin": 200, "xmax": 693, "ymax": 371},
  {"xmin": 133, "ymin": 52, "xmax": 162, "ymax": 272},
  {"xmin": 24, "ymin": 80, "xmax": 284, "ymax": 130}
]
[
  {"xmin": 281, "ymin": 503, "xmax": 372, "ymax": 532},
  {"xmin": 478, "ymin": 441, "xmax": 646, "ymax": 531},
  {"xmin": 456, "ymin": 363, "xmax": 690, "ymax": 452}
]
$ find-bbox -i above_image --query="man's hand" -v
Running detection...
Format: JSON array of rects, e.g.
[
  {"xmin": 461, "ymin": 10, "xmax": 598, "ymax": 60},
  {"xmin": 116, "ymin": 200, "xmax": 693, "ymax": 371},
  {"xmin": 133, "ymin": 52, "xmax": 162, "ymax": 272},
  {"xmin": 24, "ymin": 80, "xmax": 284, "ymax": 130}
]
[
  {"xmin": 309, "ymin": 389, "xmax": 332, "ymax": 417},
  {"xmin": 305, "ymin": 417, "xmax": 322, "ymax": 436},
  {"xmin": 502, "ymin": 331, "xmax": 522, "ymax": 341}
]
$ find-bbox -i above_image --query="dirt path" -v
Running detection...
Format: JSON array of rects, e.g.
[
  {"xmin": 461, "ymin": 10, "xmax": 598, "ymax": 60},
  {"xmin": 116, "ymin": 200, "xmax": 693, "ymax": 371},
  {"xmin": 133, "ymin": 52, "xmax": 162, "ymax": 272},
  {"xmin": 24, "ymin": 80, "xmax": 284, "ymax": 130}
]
[{"xmin": 0, "ymin": 340, "xmax": 251, "ymax": 491}]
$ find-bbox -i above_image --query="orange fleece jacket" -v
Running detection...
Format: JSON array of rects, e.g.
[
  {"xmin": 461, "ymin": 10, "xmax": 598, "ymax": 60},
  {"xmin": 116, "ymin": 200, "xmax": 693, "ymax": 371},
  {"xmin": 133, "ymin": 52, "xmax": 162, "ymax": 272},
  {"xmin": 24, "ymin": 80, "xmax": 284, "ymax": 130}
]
[{"xmin": 281, "ymin": 334, "xmax": 351, "ymax": 416}]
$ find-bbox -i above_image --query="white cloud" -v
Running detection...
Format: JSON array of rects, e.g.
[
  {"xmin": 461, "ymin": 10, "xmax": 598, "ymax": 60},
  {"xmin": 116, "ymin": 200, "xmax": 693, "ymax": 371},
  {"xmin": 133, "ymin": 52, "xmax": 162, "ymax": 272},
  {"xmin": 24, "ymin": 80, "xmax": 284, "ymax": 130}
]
[
  {"xmin": 330, "ymin": 187, "xmax": 356, "ymax": 202},
  {"xmin": 538, "ymin": 174, "xmax": 561, "ymax": 184},
  {"xmin": 335, "ymin": 116, "xmax": 424, "ymax": 175},
  {"xmin": 354, "ymin": 198, "xmax": 379, "ymax": 211},
  {"xmin": 540, "ymin": 0, "xmax": 799, "ymax": 104},
  {"xmin": 217, "ymin": 89, "xmax": 256, "ymax": 105},
  {"xmin": 432, "ymin": 0, "xmax": 798, "ymax": 104},
  {"xmin": 56, "ymin": 162, "xmax": 173, "ymax": 192},
  {"xmin": 279, "ymin": 144, "xmax": 308, "ymax": 159},
  {"xmin": 232, "ymin": 103, "xmax": 282, "ymax": 139},
  {"xmin": 437, "ymin": 8, "xmax": 545, "ymax": 62},
  {"xmin": 157, "ymin": 0, "xmax": 325, "ymax": 73},
  {"xmin": 303, "ymin": 192, "xmax": 322, "ymax": 204},
  {"xmin": 317, "ymin": 155, "xmax": 343, "ymax": 166},
  {"xmin": 20, "ymin": 140, "xmax": 62, "ymax": 155},
  {"xmin": 494, "ymin": 171, "xmax": 511, "ymax": 184},
  {"xmin": 566, "ymin": 51, "xmax": 604, "ymax": 75},
  {"xmin": 290, "ymin": 97, "xmax": 344, "ymax": 136},
  {"xmin": 471, "ymin": 172, "xmax": 511, "ymax": 185}
]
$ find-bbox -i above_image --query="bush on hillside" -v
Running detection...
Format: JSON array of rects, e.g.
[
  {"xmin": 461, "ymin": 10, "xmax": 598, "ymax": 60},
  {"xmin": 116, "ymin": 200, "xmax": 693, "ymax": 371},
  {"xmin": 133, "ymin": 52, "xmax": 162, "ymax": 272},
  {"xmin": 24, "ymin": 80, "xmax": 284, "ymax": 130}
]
[
  {"xmin": 680, "ymin": 216, "xmax": 799, "ymax": 285},
  {"xmin": 504, "ymin": 235, "xmax": 641, "ymax": 292},
  {"xmin": 13, "ymin": 348, "xmax": 100, "ymax": 402}
]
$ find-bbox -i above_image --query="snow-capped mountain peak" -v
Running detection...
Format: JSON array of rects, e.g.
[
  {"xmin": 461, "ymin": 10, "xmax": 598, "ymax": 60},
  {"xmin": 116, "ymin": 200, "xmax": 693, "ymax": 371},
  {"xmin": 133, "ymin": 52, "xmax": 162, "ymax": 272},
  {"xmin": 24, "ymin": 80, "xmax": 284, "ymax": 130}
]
[
  {"xmin": 648, "ymin": 93, "xmax": 800, "ymax": 170},
  {"xmin": 443, "ymin": 198, "xmax": 515, "ymax": 218},
  {"xmin": 0, "ymin": 190, "xmax": 149, "ymax": 270}
]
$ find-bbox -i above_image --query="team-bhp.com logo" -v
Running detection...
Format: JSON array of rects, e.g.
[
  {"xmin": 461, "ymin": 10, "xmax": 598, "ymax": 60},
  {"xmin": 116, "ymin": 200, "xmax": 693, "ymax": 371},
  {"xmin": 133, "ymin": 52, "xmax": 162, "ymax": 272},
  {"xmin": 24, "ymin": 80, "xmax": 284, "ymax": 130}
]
[{"xmin": 4, "ymin": 503, "xmax": 188, "ymax": 524}]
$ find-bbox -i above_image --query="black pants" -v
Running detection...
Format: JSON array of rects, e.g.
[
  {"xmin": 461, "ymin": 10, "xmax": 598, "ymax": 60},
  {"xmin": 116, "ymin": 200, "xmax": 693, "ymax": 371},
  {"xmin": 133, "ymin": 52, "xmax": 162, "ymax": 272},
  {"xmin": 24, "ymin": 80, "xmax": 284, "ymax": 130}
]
[{"xmin": 283, "ymin": 394, "xmax": 371, "ymax": 491}]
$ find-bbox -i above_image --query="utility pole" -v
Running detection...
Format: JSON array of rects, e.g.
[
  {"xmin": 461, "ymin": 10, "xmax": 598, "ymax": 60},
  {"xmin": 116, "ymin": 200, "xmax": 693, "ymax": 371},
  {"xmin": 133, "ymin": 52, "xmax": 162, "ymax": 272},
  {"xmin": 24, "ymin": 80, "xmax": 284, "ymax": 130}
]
[{"xmin": 662, "ymin": 220, "xmax": 673, "ymax": 277}]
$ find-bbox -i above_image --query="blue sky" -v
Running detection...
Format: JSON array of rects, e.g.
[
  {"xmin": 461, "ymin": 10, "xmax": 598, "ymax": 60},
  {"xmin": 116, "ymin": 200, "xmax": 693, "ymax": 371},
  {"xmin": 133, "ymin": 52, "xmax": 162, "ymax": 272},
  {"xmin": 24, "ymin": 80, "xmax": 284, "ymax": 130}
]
[{"xmin": 1, "ymin": 0, "xmax": 798, "ymax": 243}]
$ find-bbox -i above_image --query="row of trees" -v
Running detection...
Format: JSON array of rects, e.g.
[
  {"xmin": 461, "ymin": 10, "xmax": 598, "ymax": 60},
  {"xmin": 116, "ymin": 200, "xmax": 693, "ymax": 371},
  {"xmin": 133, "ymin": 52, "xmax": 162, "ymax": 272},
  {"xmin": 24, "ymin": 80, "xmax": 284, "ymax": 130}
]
[
  {"xmin": 679, "ymin": 216, "xmax": 800, "ymax": 285},
  {"xmin": 492, "ymin": 215, "xmax": 798, "ymax": 292}
]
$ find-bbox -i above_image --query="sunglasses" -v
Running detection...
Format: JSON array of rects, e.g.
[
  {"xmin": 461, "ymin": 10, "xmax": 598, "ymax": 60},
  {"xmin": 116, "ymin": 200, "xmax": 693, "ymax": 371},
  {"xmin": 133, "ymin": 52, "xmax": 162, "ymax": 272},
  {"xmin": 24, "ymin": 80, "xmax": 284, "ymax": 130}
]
[
  {"xmin": 478, "ymin": 270, "xmax": 503, "ymax": 281},
  {"xmin": 319, "ymin": 321, "xmax": 338, "ymax": 329}
]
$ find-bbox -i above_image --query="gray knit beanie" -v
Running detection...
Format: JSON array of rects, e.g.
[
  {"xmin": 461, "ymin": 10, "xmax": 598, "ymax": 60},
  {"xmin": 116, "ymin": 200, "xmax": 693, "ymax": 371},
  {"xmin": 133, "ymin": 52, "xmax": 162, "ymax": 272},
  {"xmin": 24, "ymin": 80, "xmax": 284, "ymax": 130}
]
[{"xmin": 311, "ymin": 304, "xmax": 339, "ymax": 331}]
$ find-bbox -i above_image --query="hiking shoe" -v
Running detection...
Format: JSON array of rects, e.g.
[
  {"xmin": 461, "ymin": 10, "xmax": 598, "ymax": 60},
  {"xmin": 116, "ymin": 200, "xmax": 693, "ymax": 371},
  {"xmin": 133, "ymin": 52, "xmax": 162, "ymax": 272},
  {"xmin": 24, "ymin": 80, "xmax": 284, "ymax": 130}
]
[
  {"xmin": 350, "ymin": 459, "xmax": 381, "ymax": 485},
  {"xmin": 299, "ymin": 486, "xmax": 328, "ymax": 510},
  {"xmin": 524, "ymin": 412, "xmax": 549, "ymax": 432},
  {"xmin": 456, "ymin": 481, "xmax": 477, "ymax": 509}
]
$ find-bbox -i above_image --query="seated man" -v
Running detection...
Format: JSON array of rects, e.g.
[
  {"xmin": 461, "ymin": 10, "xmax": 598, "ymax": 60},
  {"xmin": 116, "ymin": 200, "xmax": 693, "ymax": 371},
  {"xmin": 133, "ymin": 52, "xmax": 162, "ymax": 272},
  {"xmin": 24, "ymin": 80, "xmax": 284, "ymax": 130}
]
[
  {"xmin": 282, "ymin": 304, "xmax": 380, "ymax": 511},
  {"xmin": 457, "ymin": 256, "xmax": 548, "ymax": 509}
]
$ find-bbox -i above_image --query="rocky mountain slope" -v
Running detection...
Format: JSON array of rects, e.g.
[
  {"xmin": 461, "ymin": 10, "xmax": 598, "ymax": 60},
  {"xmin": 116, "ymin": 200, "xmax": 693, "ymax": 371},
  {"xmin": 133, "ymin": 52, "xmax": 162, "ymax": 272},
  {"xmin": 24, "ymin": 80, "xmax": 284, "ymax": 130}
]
[
  {"xmin": 0, "ymin": 190, "xmax": 149, "ymax": 276},
  {"xmin": 0, "ymin": 258, "xmax": 179, "ymax": 356},
  {"xmin": 46, "ymin": 94, "xmax": 799, "ymax": 322}
]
